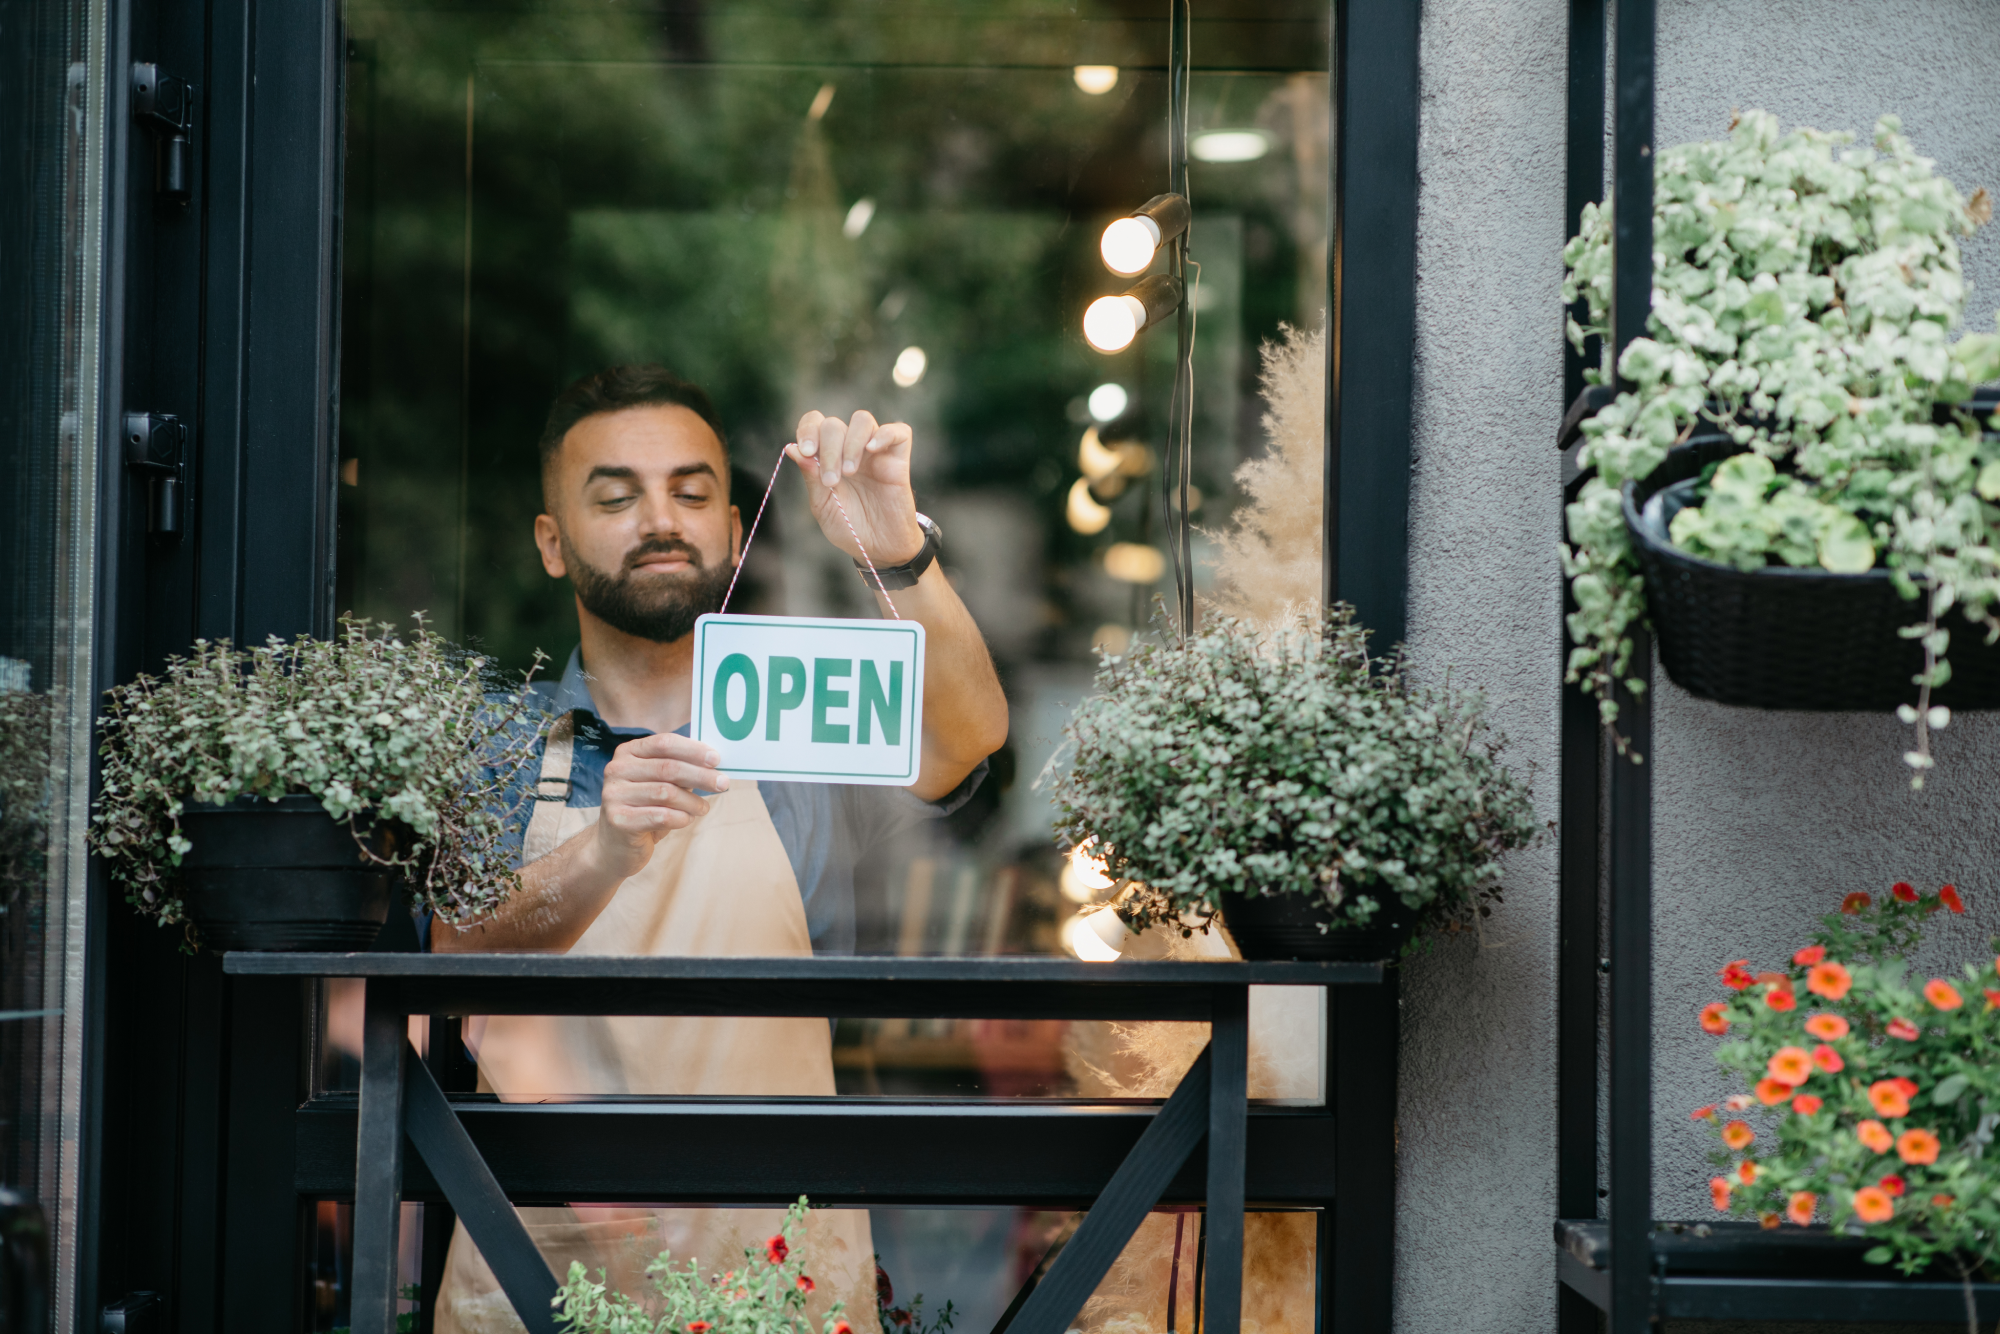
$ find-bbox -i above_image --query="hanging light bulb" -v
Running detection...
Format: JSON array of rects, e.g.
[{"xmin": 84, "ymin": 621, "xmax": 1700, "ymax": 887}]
[
  {"xmin": 1077, "ymin": 426, "xmax": 1122, "ymax": 481},
  {"xmin": 1098, "ymin": 193, "xmax": 1191, "ymax": 276},
  {"xmin": 1066, "ymin": 477, "xmax": 1112, "ymax": 534},
  {"xmin": 1082, "ymin": 274, "xmax": 1184, "ymax": 354}
]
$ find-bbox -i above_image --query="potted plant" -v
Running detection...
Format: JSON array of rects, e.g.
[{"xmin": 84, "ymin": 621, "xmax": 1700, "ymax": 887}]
[
  {"xmin": 1046, "ymin": 607, "xmax": 1537, "ymax": 961},
  {"xmin": 1561, "ymin": 110, "xmax": 2000, "ymax": 784},
  {"xmin": 1692, "ymin": 882, "xmax": 2000, "ymax": 1300},
  {"xmin": 89, "ymin": 615, "xmax": 544, "ymax": 950}
]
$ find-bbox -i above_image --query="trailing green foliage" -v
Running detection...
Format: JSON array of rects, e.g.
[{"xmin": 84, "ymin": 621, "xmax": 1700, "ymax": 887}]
[
  {"xmin": 0, "ymin": 685, "xmax": 52, "ymax": 915},
  {"xmin": 1046, "ymin": 607, "xmax": 1536, "ymax": 937},
  {"xmin": 1561, "ymin": 111, "xmax": 2000, "ymax": 782},
  {"xmin": 89, "ymin": 615, "xmax": 545, "ymax": 933}
]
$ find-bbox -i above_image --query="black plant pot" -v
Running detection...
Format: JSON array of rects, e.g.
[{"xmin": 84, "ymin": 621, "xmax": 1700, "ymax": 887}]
[
  {"xmin": 176, "ymin": 794, "xmax": 394, "ymax": 951},
  {"xmin": 1218, "ymin": 889, "xmax": 1417, "ymax": 962},
  {"xmin": 1622, "ymin": 436, "xmax": 2000, "ymax": 711}
]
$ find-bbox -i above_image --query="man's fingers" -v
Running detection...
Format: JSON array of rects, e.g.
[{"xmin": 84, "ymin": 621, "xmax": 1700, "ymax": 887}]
[
  {"xmin": 844, "ymin": 411, "xmax": 879, "ymax": 476},
  {"xmin": 618, "ymin": 732, "xmax": 723, "ymax": 766},
  {"xmin": 814, "ymin": 414, "xmax": 850, "ymax": 487},
  {"xmin": 867, "ymin": 420, "xmax": 913, "ymax": 459},
  {"xmin": 794, "ymin": 410, "xmax": 827, "ymax": 457}
]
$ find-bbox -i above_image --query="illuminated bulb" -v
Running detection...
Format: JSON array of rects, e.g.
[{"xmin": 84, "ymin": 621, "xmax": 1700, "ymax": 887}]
[
  {"xmin": 1083, "ymin": 295, "xmax": 1144, "ymax": 353},
  {"xmin": 1077, "ymin": 427, "xmax": 1122, "ymax": 481},
  {"xmin": 1060, "ymin": 842, "xmax": 1116, "ymax": 903},
  {"xmin": 1104, "ymin": 542, "xmax": 1165, "ymax": 584},
  {"xmin": 1100, "ymin": 216, "xmax": 1162, "ymax": 276},
  {"xmin": 843, "ymin": 198, "xmax": 876, "ymax": 239},
  {"xmin": 1086, "ymin": 383, "xmax": 1129, "ymax": 422},
  {"xmin": 1191, "ymin": 130, "xmax": 1268, "ymax": 162},
  {"xmin": 1066, "ymin": 477, "xmax": 1112, "ymax": 534},
  {"xmin": 1062, "ymin": 909, "xmax": 1126, "ymax": 962},
  {"xmin": 1072, "ymin": 65, "xmax": 1119, "ymax": 95},
  {"xmin": 891, "ymin": 346, "xmax": 927, "ymax": 387}
]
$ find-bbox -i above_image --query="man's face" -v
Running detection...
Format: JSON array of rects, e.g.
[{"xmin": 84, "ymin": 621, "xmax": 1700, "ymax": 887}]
[{"xmin": 534, "ymin": 404, "xmax": 742, "ymax": 644}]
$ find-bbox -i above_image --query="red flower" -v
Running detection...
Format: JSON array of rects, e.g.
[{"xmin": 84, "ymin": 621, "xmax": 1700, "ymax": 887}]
[
  {"xmin": 1764, "ymin": 985, "xmax": 1797, "ymax": 1012},
  {"xmin": 1896, "ymin": 1128, "xmax": 1941, "ymax": 1165},
  {"xmin": 1792, "ymin": 944, "xmax": 1826, "ymax": 966},
  {"xmin": 1939, "ymin": 884, "xmax": 1965, "ymax": 913},
  {"xmin": 1786, "ymin": 1191, "xmax": 1816, "ymax": 1226},
  {"xmin": 1766, "ymin": 1047, "xmax": 1813, "ymax": 1087},
  {"xmin": 892, "ymin": 1312, "xmax": 912, "ymax": 1327},
  {"xmin": 1691, "ymin": 1104, "xmax": 1717, "ymax": 1121},
  {"xmin": 1891, "ymin": 1077, "xmax": 1919, "ymax": 1098},
  {"xmin": 1853, "ymin": 1186, "xmax": 1895, "ymax": 1223},
  {"xmin": 1893, "ymin": 881, "xmax": 1919, "ymax": 902},
  {"xmin": 1699, "ymin": 1002, "xmax": 1731, "ymax": 1035},
  {"xmin": 1755, "ymin": 1078, "xmax": 1794, "ymax": 1105},
  {"xmin": 1887, "ymin": 1017, "xmax": 1920, "ymax": 1041},
  {"xmin": 1987, "ymin": 988, "xmax": 2000, "ymax": 1012},
  {"xmin": 1932, "ymin": 1194, "xmax": 1956, "ymax": 1209},
  {"xmin": 1807, "ymin": 963, "xmax": 1852, "ymax": 1000},
  {"xmin": 1924, "ymin": 979, "xmax": 1962, "ymax": 1011},
  {"xmin": 1811, "ymin": 1044, "xmax": 1845, "ymax": 1073},
  {"xmin": 766, "ymin": 1235, "xmax": 789, "ymax": 1264},
  {"xmin": 797, "ymin": 1276, "xmax": 815, "ymax": 1294},
  {"xmin": 1858, "ymin": 1120, "xmax": 1895, "ymax": 1153},
  {"xmin": 876, "ymin": 1263, "xmax": 894, "ymax": 1307},
  {"xmin": 1725, "ymin": 1094, "xmax": 1756, "ymax": 1112},
  {"xmin": 1719, "ymin": 960, "xmax": 1755, "ymax": 990},
  {"xmin": 1878, "ymin": 1174, "xmax": 1906, "ymax": 1197},
  {"xmin": 1804, "ymin": 1013, "xmax": 1849, "ymax": 1040},
  {"xmin": 1722, "ymin": 1120, "xmax": 1755, "ymax": 1150},
  {"xmin": 1791, "ymin": 1094, "xmax": 1823, "ymax": 1115},
  {"xmin": 1737, "ymin": 1159, "xmax": 1760, "ymax": 1185},
  {"xmin": 834, "ymin": 1324, "xmax": 853, "ymax": 1334},
  {"xmin": 687, "ymin": 1324, "xmax": 711, "ymax": 1333},
  {"xmin": 1842, "ymin": 892, "xmax": 1872, "ymax": 914},
  {"xmin": 1868, "ymin": 1081, "xmax": 1912, "ymax": 1118},
  {"xmin": 1710, "ymin": 1176, "xmax": 1732, "ymax": 1211}
]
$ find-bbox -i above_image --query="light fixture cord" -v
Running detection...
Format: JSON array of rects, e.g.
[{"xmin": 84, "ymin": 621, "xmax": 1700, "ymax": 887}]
[
  {"xmin": 719, "ymin": 445, "xmax": 903, "ymax": 620},
  {"xmin": 1164, "ymin": 0, "xmax": 1196, "ymax": 641}
]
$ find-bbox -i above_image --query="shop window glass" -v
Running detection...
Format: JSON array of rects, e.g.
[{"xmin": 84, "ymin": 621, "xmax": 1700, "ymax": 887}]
[{"xmin": 332, "ymin": 0, "xmax": 1330, "ymax": 1102}]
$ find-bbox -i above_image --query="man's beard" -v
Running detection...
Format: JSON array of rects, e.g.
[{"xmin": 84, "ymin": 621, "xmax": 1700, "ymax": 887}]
[{"xmin": 563, "ymin": 533, "xmax": 735, "ymax": 644}]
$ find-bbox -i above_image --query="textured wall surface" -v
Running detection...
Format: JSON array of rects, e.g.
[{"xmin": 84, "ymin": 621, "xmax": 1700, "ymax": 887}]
[{"xmin": 1397, "ymin": 2, "xmax": 2000, "ymax": 1332}]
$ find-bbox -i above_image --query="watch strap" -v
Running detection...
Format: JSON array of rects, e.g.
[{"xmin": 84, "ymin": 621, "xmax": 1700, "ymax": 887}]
[{"xmin": 858, "ymin": 514, "xmax": 940, "ymax": 591}]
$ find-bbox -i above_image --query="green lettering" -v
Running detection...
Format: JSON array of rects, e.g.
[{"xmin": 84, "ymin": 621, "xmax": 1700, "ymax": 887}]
[
  {"xmin": 766, "ymin": 656, "xmax": 807, "ymax": 740},
  {"xmin": 812, "ymin": 658, "xmax": 853, "ymax": 744},
  {"xmin": 857, "ymin": 660, "xmax": 902, "ymax": 745},
  {"xmin": 713, "ymin": 654, "xmax": 760, "ymax": 741}
]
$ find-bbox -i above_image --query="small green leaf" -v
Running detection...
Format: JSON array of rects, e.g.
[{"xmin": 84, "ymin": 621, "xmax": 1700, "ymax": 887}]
[
  {"xmin": 1977, "ymin": 459, "xmax": 2000, "ymax": 502},
  {"xmin": 1816, "ymin": 513, "xmax": 1876, "ymax": 573},
  {"xmin": 1931, "ymin": 1073, "xmax": 1968, "ymax": 1105},
  {"xmin": 1863, "ymin": 1247, "xmax": 1893, "ymax": 1265}
]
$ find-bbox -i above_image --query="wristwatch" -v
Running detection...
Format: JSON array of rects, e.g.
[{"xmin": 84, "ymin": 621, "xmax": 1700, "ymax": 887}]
[{"xmin": 857, "ymin": 512, "xmax": 942, "ymax": 590}]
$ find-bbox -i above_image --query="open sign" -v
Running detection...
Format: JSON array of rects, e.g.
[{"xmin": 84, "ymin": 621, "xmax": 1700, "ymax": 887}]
[{"xmin": 690, "ymin": 614, "xmax": 926, "ymax": 785}]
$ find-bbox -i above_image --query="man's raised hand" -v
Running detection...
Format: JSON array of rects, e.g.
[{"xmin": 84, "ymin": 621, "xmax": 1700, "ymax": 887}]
[{"xmin": 788, "ymin": 409, "xmax": 925, "ymax": 567}]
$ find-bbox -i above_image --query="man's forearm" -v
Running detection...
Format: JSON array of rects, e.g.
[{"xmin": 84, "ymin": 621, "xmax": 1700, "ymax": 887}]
[
  {"xmin": 430, "ymin": 823, "xmax": 627, "ymax": 953},
  {"xmin": 878, "ymin": 563, "xmax": 1009, "ymax": 799}
]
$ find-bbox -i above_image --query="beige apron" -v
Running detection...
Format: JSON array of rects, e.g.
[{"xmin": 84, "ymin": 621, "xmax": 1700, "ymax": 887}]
[{"xmin": 437, "ymin": 715, "xmax": 875, "ymax": 1333}]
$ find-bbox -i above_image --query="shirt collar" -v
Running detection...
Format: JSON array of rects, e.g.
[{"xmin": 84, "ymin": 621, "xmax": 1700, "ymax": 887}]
[{"xmin": 546, "ymin": 646, "xmax": 688, "ymax": 739}]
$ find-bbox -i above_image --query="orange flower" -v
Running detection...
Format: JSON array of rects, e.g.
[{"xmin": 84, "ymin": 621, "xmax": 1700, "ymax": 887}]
[
  {"xmin": 1842, "ymin": 892, "xmax": 1872, "ymax": 914},
  {"xmin": 1879, "ymin": 1174, "xmax": 1906, "ymax": 1197},
  {"xmin": 1807, "ymin": 962, "xmax": 1852, "ymax": 1000},
  {"xmin": 1755, "ymin": 1078, "xmax": 1794, "ymax": 1105},
  {"xmin": 1939, "ymin": 884, "xmax": 1965, "ymax": 913},
  {"xmin": 1888, "ymin": 1017, "xmax": 1920, "ymax": 1041},
  {"xmin": 1986, "ymin": 988, "xmax": 2000, "ymax": 1011},
  {"xmin": 1709, "ymin": 1176, "xmax": 1732, "ymax": 1211},
  {"xmin": 1699, "ymin": 1002, "xmax": 1731, "ymax": 1035},
  {"xmin": 1893, "ymin": 881, "xmax": 1919, "ymax": 903},
  {"xmin": 765, "ymin": 1234, "xmax": 789, "ymax": 1264},
  {"xmin": 687, "ymin": 1323, "xmax": 711, "ymax": 1333},
  {"xmin": 1722, "ymin": 1120, "xmax": 1756, "ymax": 1150},
  {"xmin": 1758, "ymin": 1211, "xmax": 1781, "ymax": 1230},
  {"xmin": 1805, "ymin": 1013, "xmax": 1850, "ymax": 1040},
  {"xmin": 1791, "ymin": 1094, "xmax": 1823, "ymax": 1115},
  {"xmin": 1932, "ymin": 1194, "xmax": 1955, "ymax": 1209},
  {"xmin": 1857, "ymin": 1120, "xmax": 1895, "ymax": 1153},
  {"xmin": 1896, "ymin": 1128, "xmax": 1941, "ymax": 1165},
  {"xmin": 1868, "ymin": 1081, "xmax": 1912, "ymax": 1117},
  {"xmin": 1691, "ymin": 1104, "xmax": 1717, "ymax": 1121},
  {"xmin": 1786, "ymin": 1191, "xmax": 1817, "ymax": 1226},
  {"xmin": 1766, "ymin": 1047, "xmax": 1813, "ymax": 1086},
  {"xmin": 1765, "ymin": 986, "xmax": 1797, "ymax": 1012},
  {"xmin": 797, "ymin": 1276, "xmax": 816, "ymax": 1294},
  {"xmin": 1718, "ymin": 960, "xmax": 1754, "ymax": 990},
  {"xmin": 1811, "ymin": 1044, "xmax": 1845, "ymax": 1073},
  {"xmin": 1924, "ymin": 979, "xmax": 1963, "ymax": 1011},
  {"xmin": 1853, "ymin": 1186, "xmax": 1896, "ymax": 1223},
  {"xmin": 1891, "ymin": 1076, "xmax": 1919, "ymax": 1098},
  {"xmin": 1726, "ymin": 1094, "xmax": 1756, "ymax": 1112},
  {"xmin": 834, "ymin": 1324, "xmax": 853, "ymax": 1334},
  {"xmin": 1792, "ymin": 943, "xmax": 1826, "ymax": 966},
  {"xmin": 1737, "ymin": 1159, "xmax": 1760, "ymax": 1184}
]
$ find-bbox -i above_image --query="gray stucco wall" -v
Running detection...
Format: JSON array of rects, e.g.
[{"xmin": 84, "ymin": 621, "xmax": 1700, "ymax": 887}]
[{"xmin": 1398, "ymin": 2, "xmax": 2000, "ymax": 1331}]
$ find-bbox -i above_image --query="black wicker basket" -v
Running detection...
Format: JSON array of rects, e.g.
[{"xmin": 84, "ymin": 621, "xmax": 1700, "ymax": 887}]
[{"xmin": 1620, "ymin": 436, "xmax": 2000, "ymax": 711}]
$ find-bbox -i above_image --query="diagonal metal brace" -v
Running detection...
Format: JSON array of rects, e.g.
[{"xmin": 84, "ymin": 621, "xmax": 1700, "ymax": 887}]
[
  {"xmin": 404, "ymin": 1050, "xmax": 562, "ymax": 1334},
  {"xmin": 999, "ymin": 1044, "xmax": 1214, "ymax": 1334}
]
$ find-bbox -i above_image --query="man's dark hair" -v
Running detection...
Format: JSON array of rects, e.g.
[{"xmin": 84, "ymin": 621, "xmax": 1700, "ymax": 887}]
[{"xmin": 538, "ymin": 364, "xmax": 729, "ymax": 507}]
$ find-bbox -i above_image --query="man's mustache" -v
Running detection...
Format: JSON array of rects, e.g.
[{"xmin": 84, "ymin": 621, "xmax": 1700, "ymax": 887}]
[{"xmin": 621, "ymin": 538, "xmax": 705, "ymax": 575}]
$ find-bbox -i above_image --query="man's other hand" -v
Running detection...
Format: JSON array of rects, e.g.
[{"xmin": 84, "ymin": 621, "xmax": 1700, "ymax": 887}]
[
  {"xmin": 789, "ymin": 409, "xmax": 926, "ymax": 567},
  {"xmin": 584, "ymin": 732, "xmax": 730, "ymax": 881}
]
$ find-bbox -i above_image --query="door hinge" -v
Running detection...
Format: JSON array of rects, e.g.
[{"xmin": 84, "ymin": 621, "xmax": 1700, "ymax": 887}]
[
  {"xmin": 131, "ymin": 62, "xmax": 192, "ymax": 201},
  {"xmin": 124, "ymin": 411, "xmax": 186, "ymax": 538}
]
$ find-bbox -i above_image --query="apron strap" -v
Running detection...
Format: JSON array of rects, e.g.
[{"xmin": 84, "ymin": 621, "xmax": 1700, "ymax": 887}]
[{"xmin": 532, "ymin": 711, "xmax": 578, "ymax": 802}]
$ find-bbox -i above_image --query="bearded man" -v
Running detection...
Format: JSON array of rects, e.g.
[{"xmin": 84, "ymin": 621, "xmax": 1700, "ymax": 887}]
[{"xmin": 429, "ymin": 364, "xmax": 1008, "ymax": 1331}]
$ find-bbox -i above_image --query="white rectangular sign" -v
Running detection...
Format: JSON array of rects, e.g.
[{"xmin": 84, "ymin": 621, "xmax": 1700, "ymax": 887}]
[{"xmin": 690, "ymin": 613, "xmax": 926, "ymax": 785}]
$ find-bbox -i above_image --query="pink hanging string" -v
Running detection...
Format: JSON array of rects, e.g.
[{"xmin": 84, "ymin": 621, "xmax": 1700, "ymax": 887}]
[{"xmin": 718, "ymin": 444, "xmax": 903, "ymax": 620}]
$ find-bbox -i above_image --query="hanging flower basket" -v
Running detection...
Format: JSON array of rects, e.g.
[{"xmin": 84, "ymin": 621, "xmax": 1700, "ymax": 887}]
[{"xmin": 1621, "ymin": 438, "xmax": 2000, "ymax": 712}]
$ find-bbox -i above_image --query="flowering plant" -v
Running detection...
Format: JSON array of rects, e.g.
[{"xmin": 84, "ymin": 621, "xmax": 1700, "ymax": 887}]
[
  {"xmin": 1561, "ymin": 110, "xmax": 2000, "ymax": 781},
  {"xmin": 553, "ymin": 1199, "xmax": 846, "ymax": 1334},
  {"xmin": 1694, "ymin": 881, "xmax": 2000, "ymax": 1279},
  {"xmin": 1046, "ymin": 607, "xmax": 1537, "ymax": 937},
  {"xmin": 89, "ymin": 615, "xmax": 546, "ymax": 931}
]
